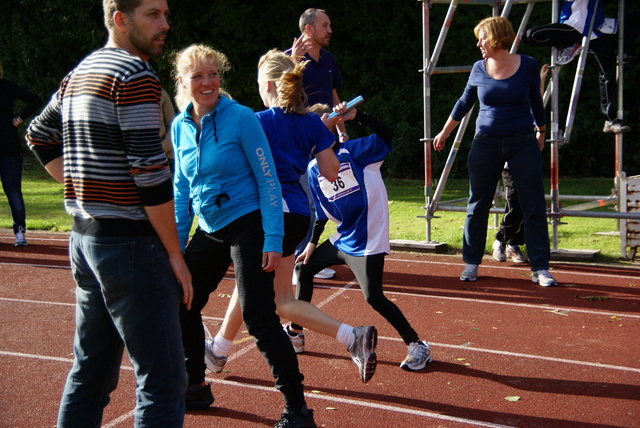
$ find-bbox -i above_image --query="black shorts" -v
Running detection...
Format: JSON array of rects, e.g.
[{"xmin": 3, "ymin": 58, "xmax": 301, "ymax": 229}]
[{"xmin": 283, "ymin": 213, "xmax": 310, "ymax": 257}]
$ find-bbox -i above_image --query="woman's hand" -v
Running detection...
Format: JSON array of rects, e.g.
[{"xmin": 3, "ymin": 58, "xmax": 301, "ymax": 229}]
[
  {"xmin": 432, "ymin": 130, "xmax": 449, "ymax": 152},
  {"xmin": 295, "ymin": 242, "xmax": 317, "ymax": 265},
  {"xmin": 262, "ymin": 251, "xmax": 282, "ymax": 272}
]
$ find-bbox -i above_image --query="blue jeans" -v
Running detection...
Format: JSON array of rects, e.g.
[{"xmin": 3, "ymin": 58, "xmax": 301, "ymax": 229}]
[
  {"xmin": 0, "ymin": 154, "xmax": 26, "ymax": 233},
  {"xmin": 464, "ymin": 133, "xmax": 550, "ymax": 271},
  {"xmin": 181, "ymin": 210, "xmax": 306, "ymax": 411},
  {"xmin": 58, "ymin": 231, "xmax": 186, "ymax": 428}
]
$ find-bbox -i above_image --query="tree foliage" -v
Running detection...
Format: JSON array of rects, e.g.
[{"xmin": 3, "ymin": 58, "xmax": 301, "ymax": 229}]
[{"xmin": 2, "ymin": 0, "xmax": 638, "ymax": 179}]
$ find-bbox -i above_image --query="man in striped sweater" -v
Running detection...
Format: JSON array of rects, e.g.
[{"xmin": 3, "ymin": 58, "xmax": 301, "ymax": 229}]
[{"xmin": 26, "ymin": 1, "xmax": 192, "ymax": 426}]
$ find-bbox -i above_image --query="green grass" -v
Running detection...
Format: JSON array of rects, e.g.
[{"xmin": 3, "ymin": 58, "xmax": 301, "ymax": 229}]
[{"xmin": 2, "ymin": 156, "xmax": 633, "ymax": 265}]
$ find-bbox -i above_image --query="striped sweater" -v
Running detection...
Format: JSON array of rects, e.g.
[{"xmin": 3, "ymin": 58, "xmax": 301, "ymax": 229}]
[{"xmin": 26, "ymin": 48, "xmax": 172, "ymax": 223}]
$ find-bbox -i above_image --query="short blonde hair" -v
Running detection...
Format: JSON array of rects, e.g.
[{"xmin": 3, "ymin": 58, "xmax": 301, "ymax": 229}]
[
  {"xmin": 474, "ymin": 16, "xmax": 515, "ymax": 50},
  {"xmin": 172, "ymin": 44, "xmax": 231, "ymax": 112}
]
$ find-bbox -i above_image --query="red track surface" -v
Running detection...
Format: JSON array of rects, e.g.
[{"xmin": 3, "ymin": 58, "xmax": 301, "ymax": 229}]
[{"xmin": 1, "ymin": 230, "xmax": 639, "ymax": 427}]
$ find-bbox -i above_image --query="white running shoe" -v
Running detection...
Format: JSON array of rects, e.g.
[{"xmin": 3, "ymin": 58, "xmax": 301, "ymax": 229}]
[
  {"xmin": 492, "ymin": 240, "xmax": 506, "ymax": 262},
  {"xmin": 204, "ymin": 337, "xmax": 228, "ymax": 373},
  {"xmin": 505, "ymin": 245, "xmax": 528, "ymax": 263},
  {"xmin": 400, "ymin": 341, "xmax": 433, "ymax": 372},
  {"xmin": 284, "ymin": 324, "xmax": 305, "ymax": 354},
  {"xmin": 314, "ymin": 268, "xmax": 335, "ymax": 279},
  {"xmin": 347, "ymin": 326, "xmax": 377, "ymax": 383},
  {"xmin": 460, "ymin": 264, "xmax": 478, "ymax": 282},
  {"xmin": 532, "ymin": 270, "xmax": 558, "ymax": 287},
  {"xmin": 556, "ymin": 43, "xmax": 581, "ymax": 65}
]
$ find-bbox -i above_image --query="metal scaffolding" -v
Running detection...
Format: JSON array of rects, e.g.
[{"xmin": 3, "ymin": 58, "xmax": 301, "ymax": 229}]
[{"xmin": 418, "ymin": 0, "xmax": 640, "ymax": 260}]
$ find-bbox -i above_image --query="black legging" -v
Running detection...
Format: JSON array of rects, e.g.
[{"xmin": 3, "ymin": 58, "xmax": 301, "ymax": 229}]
[
  {"xmin": 292, "ymin": 241, "xmax": 420, "ymax": 345},
  {"xmin": 180, "ymin": 211, "xmax": 306, "ymax": 411}
]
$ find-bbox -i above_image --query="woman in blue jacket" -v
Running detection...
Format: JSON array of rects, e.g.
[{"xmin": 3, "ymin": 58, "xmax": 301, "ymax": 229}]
[{"xmin": 171, "ymin": 44, "xmax": 315, "ymax": 427}]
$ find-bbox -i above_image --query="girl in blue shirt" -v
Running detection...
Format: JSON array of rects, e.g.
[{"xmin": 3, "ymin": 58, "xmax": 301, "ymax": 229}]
[{"xmin": 433, "ymin": 17, "xmax": 558, "ymax": 287}]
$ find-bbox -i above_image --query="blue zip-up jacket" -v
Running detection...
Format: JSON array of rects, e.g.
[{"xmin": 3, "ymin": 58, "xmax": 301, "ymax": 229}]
[{"xmin": 172, "ymin": 95, "xmax": 283, "ymax": 252}]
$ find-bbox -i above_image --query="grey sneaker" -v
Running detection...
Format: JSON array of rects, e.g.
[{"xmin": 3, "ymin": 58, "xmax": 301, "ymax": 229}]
[
  {"xmin": 400, "ymin": 341, "xmax": 433, "ymax": 372},
  {"xmin": 347, "ymin": 326, "xmax": 377, "ymax": 383},
  {"xmin": 532, "ymin": 270, "xmax": 558, "ymax": 287},
  {"xmin": 556, "ymin": 43, "xmax": 581, "ymax": 65},
  {"xmin": 603, "ymin": 119, "xmax": 632, "ymax": 134},
  {"xmin": 204, "ymin": 337, "xmax": 228, "ymax": 373},
  {"xmin": 14, "ymin": 228, "xmax": 27, "ymax": 247},
  {"xmin": 505, "ymin": 245, "xmax": 528, "ymax": 263},
  {"xmin": 460, "ymin": 264, "xmax": 478, "ymax": 282},
  {"xmin": 284, "ymin": 324, "xmax": 305, "ymax": 354},
  {"xmin": 492, "ymin": 240, "xmax": 506, "ymax": 262}
]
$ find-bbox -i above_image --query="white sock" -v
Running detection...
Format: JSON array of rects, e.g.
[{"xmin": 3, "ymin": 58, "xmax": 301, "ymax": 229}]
[
  {"xmin": 213, "ymin": 334, "xmax": 233, "ymax": 357},
  {"xmin": 336, "ymin": 323, "xmax": 355, "ymax": 347}
]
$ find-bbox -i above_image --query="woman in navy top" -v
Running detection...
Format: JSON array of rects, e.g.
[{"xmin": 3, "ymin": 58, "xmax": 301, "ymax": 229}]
[{"xmin": 433, "ymin": 17, "xmax": 558, "ymax": 287}]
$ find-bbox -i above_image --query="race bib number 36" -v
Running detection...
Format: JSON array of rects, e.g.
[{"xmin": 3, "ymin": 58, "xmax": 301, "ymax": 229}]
[{"xmin": 318, "ymin": 162, "xmax": 360, "ymax": 202}]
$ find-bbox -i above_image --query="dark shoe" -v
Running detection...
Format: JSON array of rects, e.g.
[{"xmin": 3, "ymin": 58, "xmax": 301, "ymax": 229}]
[
  {"xmin": 185, "ymin": 383, "xmax": 214, "ymax": 410},
  {"xmin": 274, "ymin": 407, "xmax": 316, "ymax": 428},
  {"xmin": 603, "ymin": 119, "xmax": 632, "ymax": 134}
]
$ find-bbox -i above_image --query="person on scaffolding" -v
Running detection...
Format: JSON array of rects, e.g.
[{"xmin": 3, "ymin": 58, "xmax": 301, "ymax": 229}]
[{"xmin": 522, "ymin": 0, "xmax": 631, "ymax": 134}]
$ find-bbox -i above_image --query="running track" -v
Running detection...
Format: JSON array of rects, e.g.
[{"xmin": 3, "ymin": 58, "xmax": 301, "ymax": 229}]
[{"xmin": 1, "ymin": 230, "xmax": 638, "ymax": 427}]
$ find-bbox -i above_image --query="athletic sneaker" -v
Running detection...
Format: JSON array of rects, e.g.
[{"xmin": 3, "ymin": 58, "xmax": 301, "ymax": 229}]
[
  {"xmin": 284, "ymin": 324, "xmax": 305, "ymax": 354},
  {"xmin": 460, "ymin": 264, "xmax": 478, "ymax": 282},
  {"xmin": 492, "ymin": 240, "xmax": 506, "ymax": 262},
  {"xmin": 14, "ymin": 228, "xmax": 27, "ymax": 247},
  {"xmin": 185, "ymin": 382, "xmax": 214, "ymax": 410},
  {"xmin": 556, "ymin": 43, "xmax": 581, "ymax": 65},
  {"xmin": 532, "ymin": 270, "xmax": 558, "ymax": 287},
  {"xmin": 347, "ymin": 326, "xmax": 377, "ymax": 383},
  {"xmin": 505, "ymin": 245, "xmax": 528, "ymax": 263},
  {"xmin": 603, "ymin": 119, "xmax": 632, "ymax": 134},
  {"xmin": 314, "ymin": 268, "xmax": 335, "ymax": 279},
  {"xmin": 400, "ymin": 341, "xmax": 433, "ymax": 372},
  {"xmin": 204, "ymin": 337, "xmax": 228, "ymax": 373},
  {"xmin": 274, "ymin": 406, "xmax": 316, "ymax": 428}
]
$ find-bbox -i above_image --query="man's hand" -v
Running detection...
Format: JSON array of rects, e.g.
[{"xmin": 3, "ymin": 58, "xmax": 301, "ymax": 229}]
[
  {"xmin": 168, "ymin": 253, "xmax": 193, "ymax": 310},
  {"xmin": 291, "ymin": 36, "xmax": 313, "ymax": 60}
]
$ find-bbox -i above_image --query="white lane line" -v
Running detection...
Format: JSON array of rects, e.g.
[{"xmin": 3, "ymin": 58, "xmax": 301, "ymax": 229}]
[
  {"xmin": 205, "ymin": 377, "xmax": 516, "ymax": 428},
  {"xmin": 0, "ymin": 261, "xmax": 70, "ymax": 269},
  {"xmin": 312, "ymin": 285, "xmax": 640, "ymax": 319},
  {"xmin": 380, "ymin": 337, "xmax": 640, "ymax": 373},
  {"xmin": 388, "ymin": 257, "xmax": 640, "ymax": 280},
  {"xmin": 0, "ymin": 351, "xmax": 513, "ymax": 428}
]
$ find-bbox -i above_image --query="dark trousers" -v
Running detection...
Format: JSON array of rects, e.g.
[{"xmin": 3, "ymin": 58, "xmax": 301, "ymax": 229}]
[
  {"xmin": 292, "ymin": 241, "xmax": 419, "ymax": 345},
  {"xmin": 495, "ymin": 168, "xmax": 525, "ymax": 246},
  {"xmin": 0, "ymin": 154, "xmax": 26, "ymax": 233},
  {"xmin": 181, "ymin": 211, "xmax": 305, "ymax": 410}
]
